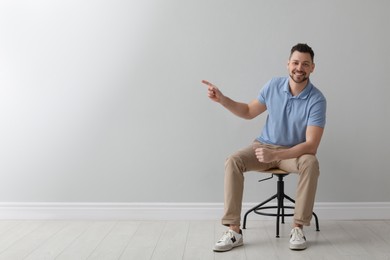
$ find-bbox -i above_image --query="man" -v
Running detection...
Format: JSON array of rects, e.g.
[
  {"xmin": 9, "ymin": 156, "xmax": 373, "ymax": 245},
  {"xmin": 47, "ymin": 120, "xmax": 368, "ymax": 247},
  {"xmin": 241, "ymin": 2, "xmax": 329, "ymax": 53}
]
[{"xmin": 202, "ymin": 43, "xmax": 326, "ymax": 251}]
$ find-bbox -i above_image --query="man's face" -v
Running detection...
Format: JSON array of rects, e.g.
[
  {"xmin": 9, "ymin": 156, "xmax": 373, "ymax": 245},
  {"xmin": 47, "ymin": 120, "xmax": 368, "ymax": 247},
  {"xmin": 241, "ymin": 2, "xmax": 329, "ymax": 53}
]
[{"xmin": 287, "ymin": 51, "xmax": 315, "ymax": 84}]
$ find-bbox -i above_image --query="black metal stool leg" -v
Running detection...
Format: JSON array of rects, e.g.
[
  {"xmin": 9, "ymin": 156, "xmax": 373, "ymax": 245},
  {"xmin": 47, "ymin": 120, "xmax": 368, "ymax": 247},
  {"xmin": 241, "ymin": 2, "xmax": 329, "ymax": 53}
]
[
  {"xmin": 276, "ymin": 175, "xmax": 284, "ymax": 237},
  {"xmin": 243, "ymin": 194, "xmax": 277, "ymax": 229},
  {"xmin": 276, "ymin": 201, "xmax": 281, "ymax": 237},
  {"xmin": 313, "ymin": 212, "xmax": 320, "ymax": 231}
]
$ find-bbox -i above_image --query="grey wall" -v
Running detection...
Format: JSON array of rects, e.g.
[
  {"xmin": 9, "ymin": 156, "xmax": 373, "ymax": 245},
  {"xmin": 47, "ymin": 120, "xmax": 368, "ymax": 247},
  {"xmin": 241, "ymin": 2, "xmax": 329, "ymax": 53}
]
[{"xmin": 0, "ymin": 0, "xmax": 389, "ymax": 203}]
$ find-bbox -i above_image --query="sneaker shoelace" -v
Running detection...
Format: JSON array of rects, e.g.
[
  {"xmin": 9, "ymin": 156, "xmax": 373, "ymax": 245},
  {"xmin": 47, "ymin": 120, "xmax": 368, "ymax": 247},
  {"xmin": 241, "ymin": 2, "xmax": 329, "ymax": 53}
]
[
  {"xmin": 218, "ymin": 230, "xmax": 235, "ymax": 243},
  {"xmin": 291, "ymin": 228, "xmax": 306, "ymax": 241}
]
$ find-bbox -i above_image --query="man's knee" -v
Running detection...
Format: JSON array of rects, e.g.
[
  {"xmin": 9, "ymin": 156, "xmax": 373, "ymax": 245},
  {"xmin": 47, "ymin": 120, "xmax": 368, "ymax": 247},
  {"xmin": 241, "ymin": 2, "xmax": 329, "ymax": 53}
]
[
  {"xmin": 225, "ymin": 154, "xmax": 244, "ymax": 172},
  {"xmin": 297, "ymin": 154, "xmax": 320, "ymax": 176}
]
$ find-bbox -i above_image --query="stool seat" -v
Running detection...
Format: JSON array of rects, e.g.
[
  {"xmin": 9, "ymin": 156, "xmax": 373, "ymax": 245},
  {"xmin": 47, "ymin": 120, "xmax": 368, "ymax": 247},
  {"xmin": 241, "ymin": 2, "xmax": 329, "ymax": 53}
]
[
  {"xmin": 260, "ymin": 168, "xmax": 289, "ymax": 174},
  {"xmin": 243, "ymin": 168, "xmax": 320, "ymax": 237}
]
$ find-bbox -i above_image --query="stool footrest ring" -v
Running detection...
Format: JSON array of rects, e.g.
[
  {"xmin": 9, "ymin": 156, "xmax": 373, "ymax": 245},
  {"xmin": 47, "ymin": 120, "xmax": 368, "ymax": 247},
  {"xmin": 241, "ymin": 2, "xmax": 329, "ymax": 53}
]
[{"xmin": 253, "ymin": 205, "xmax": 294, "ymax": 217}]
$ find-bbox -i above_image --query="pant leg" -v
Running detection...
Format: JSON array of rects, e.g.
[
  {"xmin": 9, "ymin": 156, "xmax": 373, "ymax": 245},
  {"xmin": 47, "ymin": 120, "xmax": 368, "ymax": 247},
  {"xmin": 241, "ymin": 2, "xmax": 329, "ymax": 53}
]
[
  {"xmin": 278, "ymin": 154, "xmax": 320, "ymax": 226},
  {"xmin": 221, "ymin": 142, "xmax": 275, "ymax": 227}
]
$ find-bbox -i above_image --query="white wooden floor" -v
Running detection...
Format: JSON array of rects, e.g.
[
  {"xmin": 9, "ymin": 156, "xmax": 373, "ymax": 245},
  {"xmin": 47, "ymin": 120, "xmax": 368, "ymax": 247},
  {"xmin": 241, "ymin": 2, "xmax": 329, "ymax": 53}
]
[{"xmin": 0, "ymin": 220, "xmax": 389, "ymax": 260}]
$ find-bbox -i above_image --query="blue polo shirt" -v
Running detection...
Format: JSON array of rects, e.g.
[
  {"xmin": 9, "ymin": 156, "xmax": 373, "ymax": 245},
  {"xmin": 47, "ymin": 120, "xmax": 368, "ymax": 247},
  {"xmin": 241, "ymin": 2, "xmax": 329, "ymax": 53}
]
[{"xmin": 256, "ymin": 77, "xmax": 326, "ymax": 147}]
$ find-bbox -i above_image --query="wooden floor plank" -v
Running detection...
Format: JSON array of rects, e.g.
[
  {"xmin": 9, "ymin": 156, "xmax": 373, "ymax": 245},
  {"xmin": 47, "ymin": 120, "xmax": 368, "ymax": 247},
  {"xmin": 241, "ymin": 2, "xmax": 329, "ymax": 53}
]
[
  {"xmin": 87, "ymin": 221, "xmax": 140, "ymax": 260},
  {"xmin": 150, "ymin": 221, "xmax": 190, "ymax": 260},
  {"xmin": 24, "ymin": 221, "xmax": 93, "ymax": 260},
  {"xmin": 0, "ymin": 221, "xmax": 43, "ymax": 254},
  {"xmin": 0, "ymin": 221, "xmax": 66, "ymax": 260},
  {"xmin": 182, "ymin": 220, "xmax": 215, "ymax": 260},
  {"xmin": 55, "ymin": 221, "xmax": 116, "ymax": 260},
  {"xmin": 242, "ymin": 220, "xmax": 280, "ymax": 260},
  {"xmin": 345, "ymin": 220, "xmax": 390, "ymax": 258},
  {"xmin": 364, "ymin": 220, "xmax": 390, "ymax": 244},
  {"xmin": 0, "ymin": 221, "xmax": 20, "ymax": 236},
  {"xmin": 316, "ymin": 221, "xmax": 369, "ymax": 257},
  {"xmin": 119, "ymin": 221, "xmax": 165, "ymax": 260}
]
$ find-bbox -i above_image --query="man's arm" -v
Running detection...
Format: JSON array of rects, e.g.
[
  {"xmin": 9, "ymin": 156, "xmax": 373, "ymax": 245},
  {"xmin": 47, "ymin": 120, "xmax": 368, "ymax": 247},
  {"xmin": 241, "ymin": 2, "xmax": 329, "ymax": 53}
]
[
  {"xmin": 255, "ymin": 125, "xmax": 324, "ymax": 162},
  {"xmin": 202, "ymin": 80, "xmax": 267, "ymax": 119}
]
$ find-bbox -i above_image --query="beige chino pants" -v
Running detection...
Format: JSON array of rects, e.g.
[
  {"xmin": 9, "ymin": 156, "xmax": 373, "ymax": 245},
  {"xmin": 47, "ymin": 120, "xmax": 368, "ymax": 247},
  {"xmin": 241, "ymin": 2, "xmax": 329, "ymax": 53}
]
[{"xmin": 222, "ymin": 141, "xmax": 320, "ymax": 227}]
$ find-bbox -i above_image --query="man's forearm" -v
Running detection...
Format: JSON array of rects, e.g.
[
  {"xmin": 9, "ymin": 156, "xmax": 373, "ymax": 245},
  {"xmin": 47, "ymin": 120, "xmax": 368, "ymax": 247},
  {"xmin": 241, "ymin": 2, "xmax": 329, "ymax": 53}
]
[
  {"xmin": 273, "ymin": 125, "xmax": 323, "ymax": 161},
  {"xmin": 273, "ymin": 142, "xmax": 318, "ymax": 161},
  {"xmin": 220, "ymin": 96, "xmax": 252, "ymax": 119}
]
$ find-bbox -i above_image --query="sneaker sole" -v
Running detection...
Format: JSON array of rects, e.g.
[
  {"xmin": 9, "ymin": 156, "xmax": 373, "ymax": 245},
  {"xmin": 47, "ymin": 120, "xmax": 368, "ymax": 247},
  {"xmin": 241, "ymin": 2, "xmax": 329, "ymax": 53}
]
[
  {"xmin": 289, "ymin": 243, "xmax": 307, "ymax": 250},
  {"xmin": 213, "ymin": 240, "xmax": 243, "ymax": 252}
]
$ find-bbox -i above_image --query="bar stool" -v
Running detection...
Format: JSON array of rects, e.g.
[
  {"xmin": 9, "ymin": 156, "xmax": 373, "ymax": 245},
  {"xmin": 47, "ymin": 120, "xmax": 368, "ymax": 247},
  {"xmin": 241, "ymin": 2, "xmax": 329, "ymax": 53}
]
[{"xmin": 242, "ymin": 168, "xmax": 320, "ymax": 237}]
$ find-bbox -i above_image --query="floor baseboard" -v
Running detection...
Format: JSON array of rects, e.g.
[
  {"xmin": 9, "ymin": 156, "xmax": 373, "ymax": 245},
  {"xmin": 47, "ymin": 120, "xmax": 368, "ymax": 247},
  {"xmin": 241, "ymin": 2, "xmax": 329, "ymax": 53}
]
[{"xmin": 0, "ymin": 202, "xmax": 389, "ymax": 220}]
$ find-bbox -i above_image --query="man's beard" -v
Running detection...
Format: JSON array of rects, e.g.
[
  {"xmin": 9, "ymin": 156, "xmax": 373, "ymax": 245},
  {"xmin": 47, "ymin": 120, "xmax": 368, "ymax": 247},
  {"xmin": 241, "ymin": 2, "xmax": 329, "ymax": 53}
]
[{"xmin": 289, "ymin": 71, "xmax": 309, "ymax": 84}]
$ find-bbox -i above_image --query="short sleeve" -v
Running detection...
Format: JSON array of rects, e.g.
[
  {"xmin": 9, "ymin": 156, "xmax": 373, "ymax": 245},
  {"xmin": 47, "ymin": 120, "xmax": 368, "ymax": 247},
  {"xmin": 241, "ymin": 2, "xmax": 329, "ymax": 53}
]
[
  {"xmin": 257, "ymin": 79, "xmax": 272, "ymax": 104},
  {"xmin": 308, "ymin": 99, "xmax": 327, "ymax": 128}
]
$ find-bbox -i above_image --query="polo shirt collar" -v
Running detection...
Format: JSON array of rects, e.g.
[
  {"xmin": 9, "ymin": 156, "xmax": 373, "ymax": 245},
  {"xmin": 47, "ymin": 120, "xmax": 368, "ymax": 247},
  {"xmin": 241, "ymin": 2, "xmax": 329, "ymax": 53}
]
[{"xmin": 283, "ymin": 79, "xmax": 313, "ymax": 99}]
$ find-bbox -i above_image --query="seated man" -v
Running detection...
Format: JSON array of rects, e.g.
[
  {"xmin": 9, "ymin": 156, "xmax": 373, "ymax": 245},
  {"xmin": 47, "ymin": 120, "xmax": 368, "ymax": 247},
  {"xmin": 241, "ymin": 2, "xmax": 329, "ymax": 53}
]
[{"xmin": 202, "ymin": 43, "xmax": 326, "ymax": 251}]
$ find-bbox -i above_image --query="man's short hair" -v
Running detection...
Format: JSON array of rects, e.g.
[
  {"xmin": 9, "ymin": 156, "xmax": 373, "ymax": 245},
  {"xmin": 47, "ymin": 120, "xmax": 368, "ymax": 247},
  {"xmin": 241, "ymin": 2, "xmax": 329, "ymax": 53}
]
[{"xmin": 290, "ymin": 43, "xmax": 314, "ymax": 62}]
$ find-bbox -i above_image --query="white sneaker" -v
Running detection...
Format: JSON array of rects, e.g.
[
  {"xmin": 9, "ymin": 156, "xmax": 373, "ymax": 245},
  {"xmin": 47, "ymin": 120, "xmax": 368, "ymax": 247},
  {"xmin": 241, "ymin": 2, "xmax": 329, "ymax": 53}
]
[
  {"xmin": 213, "ymin": 229, "xmax": 243, "ymax": 252},
  {"xmin": 289, "ymin": 227, "xmax": 307, "ymax": 250}
]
